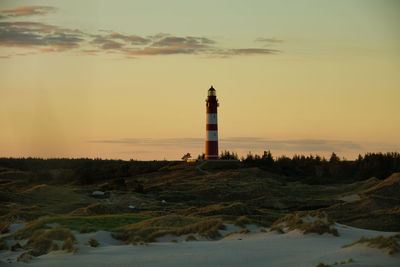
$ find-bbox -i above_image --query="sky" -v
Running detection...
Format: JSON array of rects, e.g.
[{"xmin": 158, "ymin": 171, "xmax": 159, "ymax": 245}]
[{"xmin": 0, "ymin": 0, "xmax": 399, "ymax": 160}]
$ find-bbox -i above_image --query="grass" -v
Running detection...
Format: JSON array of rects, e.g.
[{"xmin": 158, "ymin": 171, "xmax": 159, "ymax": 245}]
[
  {"xmin": 114, "ymin": 215, "xmax": 226, "ymax": 243},
  {"xmin": 0, "ymin": 221, "xmax": 11, "ymax": 234},
  {"xmin": 270, "ymin": 212, "xmax": 339, "ymax": 236},
  {"xmin": 62, "ymin": 237, "xmax": 77, "ymax": 253},
  {"xmin": 234, "ymin": 216, "xmax": 251, "ymax": 228},
  {"xmin": 49, "ymin": 214, "xmax": 150, "ymax": 233},
  {"xmin": 9, "ymin": 214, "xmax": 150, "ymax": 240},
  {"xmin": 342, "ymin": 235, "xmax": 400, "ymax": 255},
  {"xmin": 26, "ymin": 227, "xmax": 77, "ymax": 256}
]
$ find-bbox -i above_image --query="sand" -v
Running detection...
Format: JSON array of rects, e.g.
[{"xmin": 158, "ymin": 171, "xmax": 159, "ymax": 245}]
[{"xmin": 1, "ymin": 223, "xmax": 399, "ymax": 267}]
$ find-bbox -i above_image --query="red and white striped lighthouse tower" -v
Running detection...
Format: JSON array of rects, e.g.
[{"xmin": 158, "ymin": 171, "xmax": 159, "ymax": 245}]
[{"xmin": 205, "ymin": 86, "xmax": 219, "ymax": 160}]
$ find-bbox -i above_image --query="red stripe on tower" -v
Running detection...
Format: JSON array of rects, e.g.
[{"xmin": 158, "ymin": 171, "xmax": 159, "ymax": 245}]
[{"xmin": 205, "ymin": 86, "xmax": 219, "ymax": 160}]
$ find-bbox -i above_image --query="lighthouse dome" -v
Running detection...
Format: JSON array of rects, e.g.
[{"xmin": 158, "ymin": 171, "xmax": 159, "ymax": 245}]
[{"xmin": 208, "ymin": 86, "xmax": 216, "ymax": 96}]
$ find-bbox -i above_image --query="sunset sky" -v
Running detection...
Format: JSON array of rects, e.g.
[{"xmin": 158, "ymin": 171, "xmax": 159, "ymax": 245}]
[{"xmin": 1, "ymin": 0, "xmax": 399, "ymax": 160}]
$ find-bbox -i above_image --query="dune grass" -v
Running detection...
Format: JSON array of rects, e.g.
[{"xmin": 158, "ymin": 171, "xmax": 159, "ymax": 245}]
[
  {"xmin": 113, "ymin": 215, "xmax": 226, "ymax": 243},
  {"xmin": 0, "ymin": 221, "xmax": 11, "ymax": 234},
  {"xmin": 234, "ymin": 216, "xmax": 251, "ymax": 228},
  {"xmin": 342, "ymin": 235, "xmax": 400, "ymax": 255},
  {"xmin": 26, "ymin": 227, "xmax": 77, "ymax": 256},
  {"xmin": 270, "ymin": 211, "xmax": 339, "ymax": 236},
  {"xmin": 8, "ymin": 214, "xmax": 151, "ymax": 241}
]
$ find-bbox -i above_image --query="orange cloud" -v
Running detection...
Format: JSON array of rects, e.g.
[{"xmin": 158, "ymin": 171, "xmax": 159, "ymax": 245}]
[{"xmin": 0, "ymin": 6, "xmax": 56, "ymax": 17}]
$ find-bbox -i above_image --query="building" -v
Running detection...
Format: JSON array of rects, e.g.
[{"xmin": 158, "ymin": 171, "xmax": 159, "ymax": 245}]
[{"xmin": 205, "ymin": 86, "xmax": 219, "ymax": 160}]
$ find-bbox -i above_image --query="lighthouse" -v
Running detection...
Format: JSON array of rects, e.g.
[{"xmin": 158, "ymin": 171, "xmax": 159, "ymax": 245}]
[{"xmin": 205, "ymin": 86, "xmax": 219, "ymax": 160}]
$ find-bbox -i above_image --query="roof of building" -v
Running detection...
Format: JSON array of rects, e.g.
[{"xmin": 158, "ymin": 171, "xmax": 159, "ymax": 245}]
[{"xmin": 209, "ymin": 85, "xmax": 215, "ymax": 91}]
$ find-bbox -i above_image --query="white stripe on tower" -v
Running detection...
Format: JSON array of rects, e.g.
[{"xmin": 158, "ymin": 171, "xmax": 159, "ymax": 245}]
[
  {"xmin": 207, "ymin": 113, "xmax": 218, "ymax": 124},
  {"xmin": 206, "ymin": 130, "xmax": 218, "ymax": 141}
]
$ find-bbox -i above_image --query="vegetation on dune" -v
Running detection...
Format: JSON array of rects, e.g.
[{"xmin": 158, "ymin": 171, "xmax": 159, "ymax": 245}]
[
  {"xmin": 25, "ymin": 227, "xmax": 77, "ymax": 256},
  {"xmin": 270, "ymin": 211, "xmax": 339, "ymax": 236},
  {"xmin": 1, "ymin": 153, "xmax": 400, "ymax": 248},
  {"xmin": 342, "ymin": 235, "xmax": 400, "ymax": 255},
  {"xmin": 87, "ymin": 237, "xmax": 100, "ymax": 247},
  {"xmin": 0, "ymin": 221, "xmax": 11, "ymax": 234},
  {"xmin": 69, "ymin": 203, "xmax": 131, "ymax": 216},
  {"xmin": 234, "ymin": 216, "xmax": 252, "ymax": 228},
  {"xmin": 8, "ymin": 214, "xmax": 150, "ymax": 241},
  {"xmin": 62, "ymin": 237, "xmax": 78, "ymax": 253},
  {"xmin": 0, "ymin": 239, "xmax": 8, "ymax": 250},
  {"xmin": 316, "ymin": 258, "xmax": 354, "ymax": 267},
  {"xmin": 185, "ymin": 235, "xmax": 197, "ymax": 241},
  {"xmin": 113, "ymin": 215, "xmax": 226, "ymax": 243}
]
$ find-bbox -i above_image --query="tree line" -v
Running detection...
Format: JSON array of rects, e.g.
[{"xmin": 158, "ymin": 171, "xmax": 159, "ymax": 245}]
[
  {"xmin": 1, "ymin": 151, "xmax": 399, "ymax": 185},
  {"xmin": 218, "ymin": 151, "xmax": 400, "ymax": 184}
]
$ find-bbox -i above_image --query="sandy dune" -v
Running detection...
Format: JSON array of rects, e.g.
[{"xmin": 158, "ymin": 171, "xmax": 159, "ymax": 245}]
[{"xmin": 2, "ymin": 223, "xmax": 399, "ymax": 267}]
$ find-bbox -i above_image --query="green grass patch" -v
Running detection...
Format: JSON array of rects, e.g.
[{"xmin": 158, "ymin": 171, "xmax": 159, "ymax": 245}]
[
  {"xmin": 50, "ymin": 214, "xmax": 150, "ymax": 233},
  {"xmin": 9, "ymin": 214, "xmax": 151, "ymax": 240}
]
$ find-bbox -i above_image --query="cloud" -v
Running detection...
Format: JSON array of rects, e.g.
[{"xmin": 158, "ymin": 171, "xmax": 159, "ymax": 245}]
[
  {"xmin": 94, "ymin": 35, "xmax": 278, "ymax": 57},
  {"xmin": 0, "ymin": 21, "xmax": 84, "ymax": 51},
  {"xmin": 110, "ymin": 32, "xmax": 150, "ymax": 45},
  {"xmin": 255, "ymin": 37, "xmax": 283, "ymax": 43},
  {"xmin": 0, "ymin": 6, "xmax": 282, "ymax": 58},
  {"xmin": 152, "ymin": 36, "xmax": 214, "ymax": 47},
  {"xmin": 0, "ymin": 6, "xmax": 56, "ymax": 17},
  {"xmin": 227, "ymin": 48, "xmax": 279, "ymax": 55},
  {"xmin": 90, "ymin": 35, "xmax": 124, "ymax": 50}
]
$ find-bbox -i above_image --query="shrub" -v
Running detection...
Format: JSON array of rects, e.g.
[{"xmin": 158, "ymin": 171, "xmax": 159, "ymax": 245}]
[
  {"xmin": 51, "ymin": 243, "xmax": 59, "ymax": 251},
  {"xmin": 240, "ymin": 228, "xmax": 250, "ymax": 234},
  {"xmin": 234, "ymin": 216, "xmax": 251, "ymax": 228},
  {"xmin": 62, "ymin": 237, "xmax": 77, "ymax": 253},
  {"xmin": 30, "ymin": 238, "xmax": 53, "ymax": 256},
  {"xmin": 43, "ymin": 227, "xmax": 76, "ymax": 241},
  {"xmin": 87, "ymin": 237, "xmax": 99, "ymax": 247},
  {"xmin": 316, "ymin": 263, "xmax": 329, "ymax": 267},
  {"xmin": 10, "ymin": 242, "xmax": 22, "ymax": 251}
]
